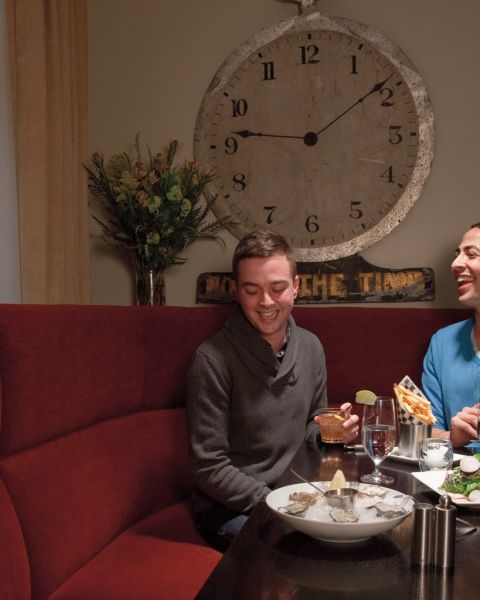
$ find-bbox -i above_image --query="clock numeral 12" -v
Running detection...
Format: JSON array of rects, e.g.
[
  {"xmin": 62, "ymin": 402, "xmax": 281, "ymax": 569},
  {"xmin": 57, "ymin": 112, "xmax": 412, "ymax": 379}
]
[{"xmin": 299, "ymin": 45, "xmax": 320, "ymax": 65}]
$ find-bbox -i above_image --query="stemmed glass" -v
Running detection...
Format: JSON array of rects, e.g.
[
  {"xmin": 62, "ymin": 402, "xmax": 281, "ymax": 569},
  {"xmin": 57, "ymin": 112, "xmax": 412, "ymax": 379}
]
[{"xmin": 360, "ymin": 396, "xmax": 397, "ymax": 485}]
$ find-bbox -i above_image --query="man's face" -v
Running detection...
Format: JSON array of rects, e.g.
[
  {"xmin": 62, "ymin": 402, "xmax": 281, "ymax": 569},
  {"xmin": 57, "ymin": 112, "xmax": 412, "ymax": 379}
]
[
  {"xmin": 234, "ymin": 253, "xmax": 299, "ymax": 350},
  {"xmin": 451, "ymin": 227, "xmax": 480, "ymax": 308}
]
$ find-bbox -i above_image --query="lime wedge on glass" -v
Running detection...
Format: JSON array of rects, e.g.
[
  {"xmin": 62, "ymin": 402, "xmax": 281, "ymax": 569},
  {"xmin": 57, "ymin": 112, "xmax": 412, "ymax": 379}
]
[{"xmin": 355, "ymin": 390, "xmax": 377, "ymax": 405}]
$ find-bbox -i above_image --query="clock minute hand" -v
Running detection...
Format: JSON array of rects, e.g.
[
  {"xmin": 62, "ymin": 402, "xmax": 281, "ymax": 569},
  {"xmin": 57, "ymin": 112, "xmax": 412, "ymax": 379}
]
[
  {"xmin": 315, "ymin": 74, "xmax": 394, "ymax": 137},
  {"xmin": 232, "ymin": 129, "xmax": 304, "ymax": 140}
]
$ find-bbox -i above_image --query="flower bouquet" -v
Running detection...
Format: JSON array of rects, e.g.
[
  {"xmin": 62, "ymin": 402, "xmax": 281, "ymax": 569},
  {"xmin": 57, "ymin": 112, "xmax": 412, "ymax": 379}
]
[{"xmin": 84, "ymin": 136, "xmax": 233, "ymax": 304}]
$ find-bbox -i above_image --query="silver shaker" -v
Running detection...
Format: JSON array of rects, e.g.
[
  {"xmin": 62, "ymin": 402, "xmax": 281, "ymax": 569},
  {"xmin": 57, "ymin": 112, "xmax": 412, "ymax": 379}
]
[
  {"xmin": 411, "ymin": 502, "xmax": 434, "ymax": 566},
  {"xmin": 434, "ymin": 494, "xmax": 456, "ymax": 569}
]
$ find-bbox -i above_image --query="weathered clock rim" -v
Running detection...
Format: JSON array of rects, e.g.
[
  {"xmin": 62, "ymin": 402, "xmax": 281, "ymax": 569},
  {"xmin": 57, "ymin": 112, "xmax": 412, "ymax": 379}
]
[{"xmin": 194, "ymin": 11, "xmax": 435, "ymax": 261}]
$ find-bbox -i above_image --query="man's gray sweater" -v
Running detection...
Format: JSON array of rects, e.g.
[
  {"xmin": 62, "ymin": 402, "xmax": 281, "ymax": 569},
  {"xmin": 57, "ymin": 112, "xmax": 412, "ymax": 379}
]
[{"xmin": 186, "ymin": 307, "xmax": 327, "ymax": 514}]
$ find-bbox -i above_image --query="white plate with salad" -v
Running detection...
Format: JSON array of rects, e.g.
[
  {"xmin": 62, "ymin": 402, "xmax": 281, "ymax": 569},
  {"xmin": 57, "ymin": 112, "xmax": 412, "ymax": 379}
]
[{"xmin": 412, "ymin": 454, "xmax": 480, "ymax": 507}]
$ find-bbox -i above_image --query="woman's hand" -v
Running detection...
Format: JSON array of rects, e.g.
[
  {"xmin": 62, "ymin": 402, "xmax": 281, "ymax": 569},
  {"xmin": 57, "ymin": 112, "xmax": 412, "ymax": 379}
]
[{"xmin": 450, "ymin": 405, "xmax": 480, "ymax": 447}]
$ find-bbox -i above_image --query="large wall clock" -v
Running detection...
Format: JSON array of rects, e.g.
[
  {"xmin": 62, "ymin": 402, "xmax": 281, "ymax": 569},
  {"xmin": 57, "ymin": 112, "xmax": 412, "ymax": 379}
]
[{"xmin": 194, "ymin": 2, "xmax": 434, "ymax": 261}]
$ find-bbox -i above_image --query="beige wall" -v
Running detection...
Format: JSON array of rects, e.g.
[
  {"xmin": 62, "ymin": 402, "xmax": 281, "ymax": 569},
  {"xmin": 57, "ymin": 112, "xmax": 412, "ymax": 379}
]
[
  {"xmin": 88, "ymin": 0, "xmax": 479, "ymax": 308},
  {"xmin": 0, "ymin": 1, "xmax": 21, "ymax": 302}
]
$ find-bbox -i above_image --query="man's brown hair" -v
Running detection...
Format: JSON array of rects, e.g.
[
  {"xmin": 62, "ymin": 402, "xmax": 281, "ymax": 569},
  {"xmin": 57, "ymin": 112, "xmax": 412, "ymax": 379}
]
[{"xmin": 232, "ymin": 229, "xmax": 297, "ymax": 280}]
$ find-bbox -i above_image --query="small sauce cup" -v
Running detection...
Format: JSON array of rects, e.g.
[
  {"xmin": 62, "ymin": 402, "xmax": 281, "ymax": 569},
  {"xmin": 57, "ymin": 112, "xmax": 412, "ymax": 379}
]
[{"xmin": 324, "ymin": 488, "xmax": 358, "ymax": 510}]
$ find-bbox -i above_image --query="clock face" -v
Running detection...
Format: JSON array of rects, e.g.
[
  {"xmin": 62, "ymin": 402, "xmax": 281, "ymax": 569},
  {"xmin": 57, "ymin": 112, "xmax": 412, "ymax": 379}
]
[{"xmin": 194, "ymin": 16, "xmax": 434, "ymax": 260}]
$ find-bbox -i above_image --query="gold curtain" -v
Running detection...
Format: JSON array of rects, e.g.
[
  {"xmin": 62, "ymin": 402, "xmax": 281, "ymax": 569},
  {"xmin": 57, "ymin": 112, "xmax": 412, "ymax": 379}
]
[{"xmin": 6, "ymin": 0, "xmax": 90, "ymax": 303}]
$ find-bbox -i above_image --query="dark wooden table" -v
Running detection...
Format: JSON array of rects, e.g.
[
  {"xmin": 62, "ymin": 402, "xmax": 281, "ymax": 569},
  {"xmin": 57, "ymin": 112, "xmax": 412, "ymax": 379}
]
[{"xmin": 195, "ymin": 443, "xmax": 479, "ymax": 600}]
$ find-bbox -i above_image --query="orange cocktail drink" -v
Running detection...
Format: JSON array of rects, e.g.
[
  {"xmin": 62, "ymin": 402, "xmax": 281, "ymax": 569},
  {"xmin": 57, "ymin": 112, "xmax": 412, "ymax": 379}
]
[{"xmin": 316, "ymin": 408, "xmax": 345, "ymax": 444}]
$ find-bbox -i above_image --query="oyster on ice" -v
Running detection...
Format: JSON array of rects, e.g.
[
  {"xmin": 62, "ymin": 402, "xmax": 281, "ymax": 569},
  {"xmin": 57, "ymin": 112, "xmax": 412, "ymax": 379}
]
[
  {"xmin": 278, "ymin": 502, "xmax": 309, "ymax": 517},
  {"xmin": 278, "ymin": 490, "xmax": 321, "ymax": 517},
  {"xmin": 357, "ymin": 485, "xmax": 388, "ymax": 499},
  {"xmin": 367, "ymin": 502, "xmax": 407, "ymax": 519},
  {"xmin": 330, "ymin": 508, "xmax": 359, "ymax": 523},
  {"xmin": 289, "ymin": 491, "xmax": 321, "ymax": 506}
]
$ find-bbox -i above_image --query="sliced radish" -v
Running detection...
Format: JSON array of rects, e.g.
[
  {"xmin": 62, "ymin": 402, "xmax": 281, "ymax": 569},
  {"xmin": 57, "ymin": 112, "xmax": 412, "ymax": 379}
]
[
  {"xmin": 460, "ymin": 456, "xmax": 480, "ymax": 474},
  {"xmin": 468, "ymin": 489, "xmax": 480, "ymax": 503}
]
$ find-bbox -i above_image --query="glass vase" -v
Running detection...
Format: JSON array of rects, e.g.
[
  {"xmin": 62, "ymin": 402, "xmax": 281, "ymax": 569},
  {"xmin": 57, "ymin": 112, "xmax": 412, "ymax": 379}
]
[{"xmin": 135, "ymin": 265, "xmax": 166, "ymax": 306}]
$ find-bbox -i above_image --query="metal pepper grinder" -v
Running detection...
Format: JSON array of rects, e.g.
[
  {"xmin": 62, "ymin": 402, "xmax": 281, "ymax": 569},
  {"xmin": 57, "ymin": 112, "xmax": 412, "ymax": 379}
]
[
  {"xmin": 411, "ymin": 502, "xmax": 434, "ymax": 566},
  {"xmin": 434, "ymin": 494, "xmax": 456, "ymax": 569}
]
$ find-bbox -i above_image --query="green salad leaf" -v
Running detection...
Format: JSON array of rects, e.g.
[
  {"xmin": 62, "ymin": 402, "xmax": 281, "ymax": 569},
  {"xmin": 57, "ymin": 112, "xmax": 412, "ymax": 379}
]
[{"xmin": 440, "ymin": 454, "xmax": 480, "ymax": 495}]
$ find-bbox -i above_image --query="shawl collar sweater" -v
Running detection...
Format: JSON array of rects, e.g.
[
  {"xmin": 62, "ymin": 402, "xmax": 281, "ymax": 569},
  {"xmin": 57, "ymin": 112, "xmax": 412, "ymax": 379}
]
[{"xmin": 186, "ymin": 307, "xmax": 327, "ymax": 513}]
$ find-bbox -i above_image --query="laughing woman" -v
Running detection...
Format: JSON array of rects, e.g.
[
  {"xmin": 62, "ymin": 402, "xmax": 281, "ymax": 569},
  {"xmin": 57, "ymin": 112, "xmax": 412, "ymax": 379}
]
[{"xmin": 422, "ymin": 222, "xmax": 480, "ymax": 447}]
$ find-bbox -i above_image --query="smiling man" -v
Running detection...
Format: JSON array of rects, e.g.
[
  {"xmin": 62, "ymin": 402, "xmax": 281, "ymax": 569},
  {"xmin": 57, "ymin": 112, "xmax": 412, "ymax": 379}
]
[
  {"xmin": 422, "ymin": 222, "xmax": 480, "ymax": 447},
  {"xmin": 186, "ymin": 230, "xmax": 358, "ymax": 550}
]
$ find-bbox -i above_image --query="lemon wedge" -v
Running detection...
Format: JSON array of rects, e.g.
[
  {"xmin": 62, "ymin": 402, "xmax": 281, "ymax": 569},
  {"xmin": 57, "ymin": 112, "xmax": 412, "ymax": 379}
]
[
  {"xmin": 355, "ymin": 389, "xmax": 377, "ymax": 405},
  {"xmin": 329, "ymin": 469, "xmax": 346, "ymax": 490}
]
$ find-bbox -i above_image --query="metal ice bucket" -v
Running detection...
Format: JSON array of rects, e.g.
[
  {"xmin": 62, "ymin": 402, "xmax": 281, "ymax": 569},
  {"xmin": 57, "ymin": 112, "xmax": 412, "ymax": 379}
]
[{"xmin": 398, "ymin": 423, "xmax": 432, "ymax": 458}]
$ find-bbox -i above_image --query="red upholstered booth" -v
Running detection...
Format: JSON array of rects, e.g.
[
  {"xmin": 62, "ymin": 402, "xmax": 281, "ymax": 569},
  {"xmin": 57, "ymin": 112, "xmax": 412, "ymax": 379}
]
[{"xmin": 0, "ymin": 304, "xmax": 471, "ymax": 600}]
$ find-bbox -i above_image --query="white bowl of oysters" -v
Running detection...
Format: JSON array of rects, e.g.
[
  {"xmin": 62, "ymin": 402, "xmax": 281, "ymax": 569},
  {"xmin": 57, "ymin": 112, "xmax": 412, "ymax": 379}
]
[{"xmin": 266, "ymin": 473, "xmax": 413, "ymax": 543}]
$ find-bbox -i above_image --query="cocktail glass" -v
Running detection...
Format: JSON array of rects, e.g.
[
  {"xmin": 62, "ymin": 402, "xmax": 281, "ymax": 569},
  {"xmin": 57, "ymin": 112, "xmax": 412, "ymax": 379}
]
[{"xmin": 316, "ymin": 408, "xmax": 345, "ymax": 444}]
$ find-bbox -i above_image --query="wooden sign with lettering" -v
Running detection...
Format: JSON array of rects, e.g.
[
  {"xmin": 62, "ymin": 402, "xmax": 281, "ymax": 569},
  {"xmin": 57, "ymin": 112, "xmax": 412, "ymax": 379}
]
[{"xmin": 195, "ymin": 255, "xmax": 434, "ymax": 304}]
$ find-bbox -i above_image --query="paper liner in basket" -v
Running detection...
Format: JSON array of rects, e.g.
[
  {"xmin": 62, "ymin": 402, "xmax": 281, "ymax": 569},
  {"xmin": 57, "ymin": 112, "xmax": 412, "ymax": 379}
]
[{"xmin": 393, "ymin": 375, "xmax": 436, "ymax": 426}]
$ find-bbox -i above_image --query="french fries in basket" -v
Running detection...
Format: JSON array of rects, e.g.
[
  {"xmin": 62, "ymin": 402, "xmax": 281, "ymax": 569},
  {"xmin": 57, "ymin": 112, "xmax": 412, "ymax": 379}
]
[{"xmin": 393, "ymin": 383, "xmax": 437, "ymax": 425}]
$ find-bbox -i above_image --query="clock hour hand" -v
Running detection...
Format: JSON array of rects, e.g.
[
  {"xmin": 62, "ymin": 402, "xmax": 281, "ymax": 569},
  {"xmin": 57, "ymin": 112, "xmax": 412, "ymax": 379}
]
[
  {"xmin": 232, "ymin": 129, "xmax": 303, "ymax": 140},
  {"xmin": 315, "ymin": 74, "xmax": 394, "ymax": 137}
]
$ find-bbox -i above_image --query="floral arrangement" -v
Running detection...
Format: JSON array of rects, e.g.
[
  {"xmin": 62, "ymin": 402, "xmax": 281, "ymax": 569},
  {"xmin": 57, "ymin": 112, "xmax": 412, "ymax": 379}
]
[{"xmin": 84, "ymin": 136, "xmax": 232, "ymax": 279}]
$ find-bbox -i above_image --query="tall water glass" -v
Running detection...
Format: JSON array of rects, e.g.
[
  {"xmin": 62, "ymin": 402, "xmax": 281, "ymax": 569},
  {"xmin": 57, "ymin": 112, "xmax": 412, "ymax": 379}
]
[{"xmin": 361, "ymin": 396, "xmax": 397, "ymax": 485}]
